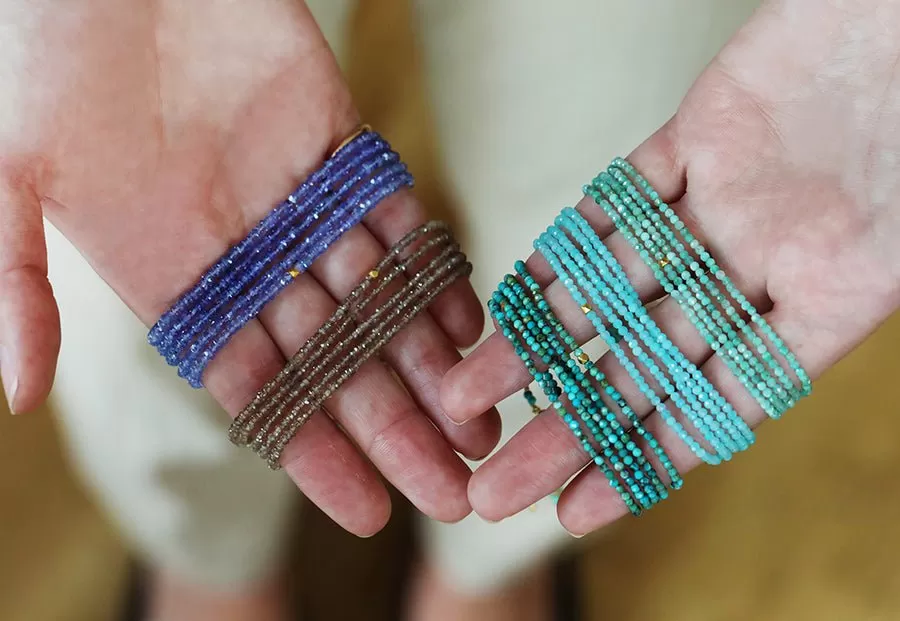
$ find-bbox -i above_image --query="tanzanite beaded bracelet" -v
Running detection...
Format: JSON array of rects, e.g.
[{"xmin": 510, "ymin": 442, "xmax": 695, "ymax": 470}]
[
  {"xmin": 230, "ymin": 221, "xmax": 471, "ymax": 469},
  {"xmin": 148, "ymin": 127, "xmax": 414, "ymax": 388}
]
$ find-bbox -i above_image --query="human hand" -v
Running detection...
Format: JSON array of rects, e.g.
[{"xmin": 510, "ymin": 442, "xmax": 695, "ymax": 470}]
[
  {"xmin": 0, "ymin": 0, "xmax": 500, "ymax": 535},
  {"xmin": 442, "ymin": 0, "xmax": 900, "ymax": 534}
]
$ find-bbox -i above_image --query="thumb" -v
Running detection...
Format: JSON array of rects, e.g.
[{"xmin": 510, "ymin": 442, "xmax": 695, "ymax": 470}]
[{"xmin": 0, "ymin": 172, "xmax": 60, "ymax": 414}]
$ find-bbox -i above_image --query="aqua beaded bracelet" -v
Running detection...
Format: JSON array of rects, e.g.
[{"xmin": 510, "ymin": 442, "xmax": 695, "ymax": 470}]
[
  {"xmin": 535, "ymin": 210, "xmax": 754, "ymax": 464},
  {"xmin": 489, "ymin": 262, "xmax": 680, "ymax": 514}
]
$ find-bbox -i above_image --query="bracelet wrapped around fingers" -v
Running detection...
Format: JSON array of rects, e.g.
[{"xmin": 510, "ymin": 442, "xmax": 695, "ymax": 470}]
[
  {"xmin": 492, "ymin": 158, "xmax": 810, "ymax": 514},
  {"xmin": 148, "ymin": 127, "xmax": 413, "ymax": 388},
  {"xmin": 230, "ymin": 221, "xmax": 472, "ymax": 469}
]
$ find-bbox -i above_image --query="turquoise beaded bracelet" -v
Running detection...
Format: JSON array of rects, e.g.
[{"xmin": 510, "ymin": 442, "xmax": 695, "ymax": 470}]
[{"xmin": 489, "ymin": 262, "xmax": 680, "ymax": 514}]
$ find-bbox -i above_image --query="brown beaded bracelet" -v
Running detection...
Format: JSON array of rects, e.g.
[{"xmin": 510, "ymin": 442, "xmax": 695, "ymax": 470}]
[{"xmin": 229, "ymin": 221, "xmax": 472, "ymax": 469}]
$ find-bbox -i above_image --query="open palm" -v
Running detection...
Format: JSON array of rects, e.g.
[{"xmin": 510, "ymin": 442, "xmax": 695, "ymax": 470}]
[
  {"xmin": 0, "ymin": 0, "xmax": 500, "ymax": 535},
  {"xmin": 442, "ymin": 0, "xmax": 900, "ymax": 534}
]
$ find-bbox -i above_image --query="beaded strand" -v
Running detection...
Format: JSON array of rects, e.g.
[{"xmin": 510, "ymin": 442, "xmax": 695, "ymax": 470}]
[{"xmin": 538, "ymin": 211, "xmax": 754, "ymax": 462}]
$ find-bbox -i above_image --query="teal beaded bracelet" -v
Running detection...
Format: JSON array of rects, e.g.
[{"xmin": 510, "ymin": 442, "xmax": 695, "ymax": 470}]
[
  {"xmin": 585, "ymin": 160, "xmax": 811, "ymax": 419},
  {"xmin": 489, "ymin": 262, "xmax": 679, "ymax": 514}
]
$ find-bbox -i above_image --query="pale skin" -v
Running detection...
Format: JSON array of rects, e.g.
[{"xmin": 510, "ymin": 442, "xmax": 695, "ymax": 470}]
[
  {"xmin": 2, "ymin": 1, "xmax": 900, "ymax": 620},
  {"xmin": 443, "ymin": 0, "xmax": 900, "ymax": 538}
]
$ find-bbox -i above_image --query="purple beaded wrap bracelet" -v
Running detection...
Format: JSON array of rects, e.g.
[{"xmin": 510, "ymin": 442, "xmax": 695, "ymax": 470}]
[{"xmin": 148, "ymin": 129, "xmax": 414, "ymax": 388}]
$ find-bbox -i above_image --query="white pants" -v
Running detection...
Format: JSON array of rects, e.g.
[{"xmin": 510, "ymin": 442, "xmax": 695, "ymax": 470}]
[{"xmin": 48, "ymin": 0, "xmax": 758, "ymax": 594}]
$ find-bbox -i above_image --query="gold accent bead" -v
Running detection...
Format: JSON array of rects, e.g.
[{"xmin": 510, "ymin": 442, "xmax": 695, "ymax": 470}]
[
  {"xmin": 330, "ymin": 123, "xmax": 373, "ymax": 158},
  {"xmin": 531, "ymin": 404, "xmax": 542, "ymax": 415},
  {"xmin": 576, "ymin": 352, "xmax": 590, "ymax": 364},
  {"xmin": 287, "ymin": 268, "xmax": 301, "ymax": 278},
  {"xmin": 580, "ymin": 304, "xmax": 592, "ymax": 314},
  {"xmin": 658, "ymin": 258, "xmax": 670, "ymax": 268},
  {"xmin": 368, "ymin": 269, "xmax": 380, "ymax": 279}
]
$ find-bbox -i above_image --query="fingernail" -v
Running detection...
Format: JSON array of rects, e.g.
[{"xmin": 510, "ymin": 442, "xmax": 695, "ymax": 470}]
[
  {"xmin": 566, "ymin": 530, "xmax": 585, "ymax": 539},
  {"xmin": 0, "ymin": 346, "xmax": 18, "ymax": 414}
]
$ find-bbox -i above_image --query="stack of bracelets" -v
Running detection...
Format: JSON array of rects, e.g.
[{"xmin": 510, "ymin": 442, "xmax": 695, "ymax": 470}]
[
  {"xmin": 491, "ymin": 158, "xmax": 812, "ymax": 515},
  {"xmin": 148, "ymin": 127, "xmax": 472, "ymax": 469}
]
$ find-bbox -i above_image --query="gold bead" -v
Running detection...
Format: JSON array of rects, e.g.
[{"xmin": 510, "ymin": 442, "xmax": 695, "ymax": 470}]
[
  {"xmin": 368, "ymin": 269, "xmax": 380, "ymax": 279},
  {"xmin": 531, "ymin": 404, "xmax": 542, "ymax": 415},
  {"xmin": 576, "ymin": 352, "xmax": 590, "ymax": 364},
  {"xmin": 287, "ymin": 268, "xmax": 300, "ymax": 278},
  {"xmin": 330, "ymin": 123, "xmax": 373, "ymax": 157},
  {"xmin": 658, "ymin": 258, "xmax": 670, "ymax": 268},
  {"xmin": 580, "ymin": 304, "xmax": 592, "ymax": 314}
]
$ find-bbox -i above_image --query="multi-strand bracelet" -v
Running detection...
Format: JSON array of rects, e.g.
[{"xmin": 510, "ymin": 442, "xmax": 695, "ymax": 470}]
[
  {"xmin": 586, "ymin": 159, "xmax": 811, "ymax": 417},
  {"xmin": 490, "ymin": 262, "xmax": 679, "ymax": 515},
  {"xmin": 230, "ymin": 221, "xmax": 471, "ymax": 469},
  {"xmin": 493, "ymin": 159, "xmax": 810, "ymax": 514},
  {"xmin": 148, "ymin": 128, "xmax": 413, "ymax": 388},
  {"xmin": 536, "ymin": 209, "xmax": 754, "ymax": 465}
]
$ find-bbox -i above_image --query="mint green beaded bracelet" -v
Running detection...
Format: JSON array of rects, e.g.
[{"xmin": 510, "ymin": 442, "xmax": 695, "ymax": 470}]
[{"xmin": 586, "ymin": 159, "xmax": 811, "ymax": 419}]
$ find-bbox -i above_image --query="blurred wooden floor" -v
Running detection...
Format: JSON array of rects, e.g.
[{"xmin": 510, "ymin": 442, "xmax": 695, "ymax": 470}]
[{"xmin": 2, "ymin": 2, "xmax": 900, "ymax": 620}]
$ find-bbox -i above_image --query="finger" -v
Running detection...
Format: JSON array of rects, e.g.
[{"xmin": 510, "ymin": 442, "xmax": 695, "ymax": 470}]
[
  {"xmin": 364, "ymin": 192, "xmax": 502, "ymax": 457},
  {"xmin": 311, "ymin": 213, "xmax": 500, "ymax": 461},
  {"xmin": 365, "ymin": 190, "xmax": 486, "ymax": 348},
  {"xmin": 444, "ymin": 120, "xmax": 690, "ymax": 423},
  {"xmin": 556, "ymin": 304, "xmax": 828, "ymax": 536},
  {"xmin": 626, "ymin": 116, "xmax": 687, "ymax": 201},
  {"xmin": 281, "ymin": 411, "xmax": 392, "ymax": 537},
  {"xmin": 201, "ymin": 321, "xmax": 392, "ymax": 536},
  {"xmin": 0, "ymin": 175, "xmax": 60, "ymax": 413},
  {"xmin": 523, "ymin": 116, "xmax": 687, "ymax": 287},
  {"xmin": 260, "ymin": 254, "xmax": 472, "ymax": 522},
  {"xmin": 442, "ymin": 228, "xmax": 678, "ymax": 424}
]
